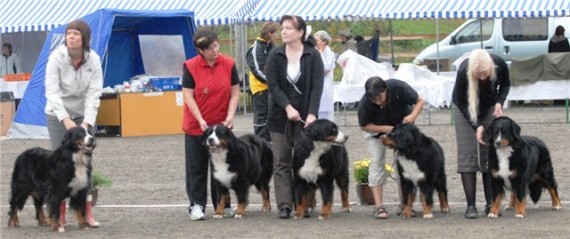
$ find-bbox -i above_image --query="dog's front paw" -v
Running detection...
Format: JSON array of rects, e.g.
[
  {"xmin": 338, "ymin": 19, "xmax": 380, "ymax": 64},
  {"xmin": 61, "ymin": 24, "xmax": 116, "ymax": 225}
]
[
  {"xmin": 212, "ymin": 214, "xmax": 224, "ymax": 219},
  {"xmin": 342, "ymin": 207, "xmax": 352, "ymax": 213},
  {"xmin": 401, "ymin": 212, "xmax": 413, "ymax": 219},
  {"xmin": 423, "ymin": 213, "xmax": 433, "ymax": 219},
  {"xmin": 318, "ymin": 213, "xmax": 331, "ymax": 220},
  {"xmin": 440, "ymin": 207, "xmax": 451, "ymax": 213},
  {"xmin": 8, "ymin": 219, "xmax": 20, "ymax": 228},
  {"xmin": 234, "ymin": 214, "xmax": 245, "ymax": 219},
  {"xmin": 553, "ymin": 205, "xmax": 563, "ymax": 210},
  {"xmin": 52, "ymin": 224, "xmax": 65, "ymax": 233},
  {"xmin": 79, "ymin": 222, "xmax": 90, "ymax": 230},
  {"xmin": 514, "ymin": 213, "xmax": 525, "ymax": 218},
  {"xmin": 261, "ymin": 206, "xmax": 271, "ymax": 213}
]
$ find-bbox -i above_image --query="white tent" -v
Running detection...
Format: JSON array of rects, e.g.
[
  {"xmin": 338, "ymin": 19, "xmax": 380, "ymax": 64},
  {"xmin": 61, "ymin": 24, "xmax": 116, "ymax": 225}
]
[
  {"xmin": 245, "ymin": 0, "xmax": 570, "ymax": 21},
  {"xmin": 0, "ymin": 0, "xmax": 259, "ymax": 32}
]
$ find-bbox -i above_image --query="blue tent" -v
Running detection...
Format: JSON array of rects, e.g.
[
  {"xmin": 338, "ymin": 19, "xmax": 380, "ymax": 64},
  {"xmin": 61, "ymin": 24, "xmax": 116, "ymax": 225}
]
[{"xmin": 9, "ymin": 9, "xmax": 197, "ymax": 138}]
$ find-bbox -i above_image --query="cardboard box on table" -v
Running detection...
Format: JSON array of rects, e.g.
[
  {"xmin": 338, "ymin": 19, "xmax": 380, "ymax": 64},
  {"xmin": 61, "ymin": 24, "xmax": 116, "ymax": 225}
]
[
  {"xmin": 0, "ymin": 92, "xmax": 15, "ymax": 136},
  {"xmin": 96, "ymin": 91, "xmax": 184, "ymax": 137}
]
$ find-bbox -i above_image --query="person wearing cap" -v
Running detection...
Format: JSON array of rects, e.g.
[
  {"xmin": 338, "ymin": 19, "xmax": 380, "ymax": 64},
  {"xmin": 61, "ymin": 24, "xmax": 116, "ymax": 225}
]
[
  {"xmin": 339, "ymin": 29, "xmax": 357, "ymax": 53},
  {"xmin": 44, "ymin": 19, "xmax": 102, "ymax": 228}
]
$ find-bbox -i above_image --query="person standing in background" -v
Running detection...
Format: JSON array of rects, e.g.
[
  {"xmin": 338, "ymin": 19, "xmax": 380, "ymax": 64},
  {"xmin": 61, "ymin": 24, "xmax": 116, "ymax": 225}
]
[
  {"xmin": 44, "ymin": 19, "xmax": 102, "ymax": 228},
  {"xmin": 1, "ymin": 43, "xmax": 20, "ymax": 77},
  {"xmin": 246, "ymin": 22, "xmax": 279, "ymax": 142},
  {"xmin": 265, "ymin": 15, "xmax": 324, "ymax": 219},
  {"xmin": 313, "ymin": 30, "xmax": 336, "ymax": 122},
  {"xmin": 452, "ymin": 49, "xmax": 510, "ymax": 219},
  {"xmin": 181, "ymin": 28, "xmax": 240, "ymax": 221},
  {"xmin": 548, "ymin": 25, "xmax": 570, "ymax": 53},
  {"xmin": 338, "ymin": 29, "xmax": 357, "ymax": 53},
  {"xmin": 354, "ymin": 28, "xmax": 381, "ymax": 61}
]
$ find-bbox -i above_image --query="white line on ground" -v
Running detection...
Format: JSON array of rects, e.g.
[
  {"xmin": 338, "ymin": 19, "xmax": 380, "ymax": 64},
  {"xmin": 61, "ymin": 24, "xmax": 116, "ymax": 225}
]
[{"xmin": 1, "ymin": 201, "xmax": 569, "ymax": 208}]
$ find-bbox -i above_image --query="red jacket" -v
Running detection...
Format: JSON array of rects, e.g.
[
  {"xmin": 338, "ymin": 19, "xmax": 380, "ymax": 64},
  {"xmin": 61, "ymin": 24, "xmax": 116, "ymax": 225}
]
[{"xmin": 182, "ymin": 54, "xmax": 235, "ymax": 136}]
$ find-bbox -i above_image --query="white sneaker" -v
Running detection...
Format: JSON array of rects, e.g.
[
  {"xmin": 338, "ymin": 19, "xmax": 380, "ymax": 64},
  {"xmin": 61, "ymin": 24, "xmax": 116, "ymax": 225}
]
[{"xmin": 190, "ymin": 205, "xmax": 205, "ymax": 221}]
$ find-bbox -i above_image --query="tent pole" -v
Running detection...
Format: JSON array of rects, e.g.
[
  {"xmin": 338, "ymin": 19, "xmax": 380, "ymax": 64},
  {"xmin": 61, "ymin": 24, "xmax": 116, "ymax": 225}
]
[
  {"xmin": 479, "ymin": 18, "xmax": 484, "ymax": 49},
  {"xmin": 389, "ymin": 19, "xmax": 395, "ymax": 67},
  {"xmin": 229, "ymin": 24, "xmax": 233, "ymax": 58},
  {"xmin": 436, "ymin": 18, "xmax": 440, "ymax": 74}
]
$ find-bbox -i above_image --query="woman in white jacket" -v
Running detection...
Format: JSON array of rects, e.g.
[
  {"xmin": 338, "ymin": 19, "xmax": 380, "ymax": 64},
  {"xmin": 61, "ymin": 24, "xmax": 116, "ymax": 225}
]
[
  {"xmin": 1, "ymin": 43, "xmax": 20, "ymax": 77},
  {"xmin": 44, "ymin": 19, "xmax": 103, "ymax": 228},
  {"xmin": 314, "ymin": 30, "xmax": 336, "ymax": 121}
]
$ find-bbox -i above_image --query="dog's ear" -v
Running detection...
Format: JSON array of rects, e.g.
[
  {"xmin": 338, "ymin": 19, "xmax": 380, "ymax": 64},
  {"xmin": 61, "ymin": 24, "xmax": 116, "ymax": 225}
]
[
  {"xmin": 510, "ymin": 118, "xmax": 522, "ymax": 142},
  {"xmin": 225, "ymin": 126, "xmax": 238, "ymax": 148},
  {"xmin": 61, "ymin": 127, "xmax": 82, "ymax": 150},
  {"xmin": 201, "ymin": 127, "xmax": 213, "ymax": 145}
]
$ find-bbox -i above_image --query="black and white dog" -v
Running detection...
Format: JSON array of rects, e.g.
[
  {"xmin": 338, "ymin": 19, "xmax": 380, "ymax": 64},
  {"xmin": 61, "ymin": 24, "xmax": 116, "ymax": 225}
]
[
  {"xmin": 203, "ymin": 125, "xmax": 273, "ymax": 219},
  {"xmin": 485, "ymin": 116, "xmax": 562, "ymax": 218},
  {"xmin": 292, "ymin": 119, "xmax": 351, "ymax": 220},
  {"xmin": 8, "ymin": 127, "xmax": 95, "ymax": 232},
  {"xmin": 381, "ymin": 123, "xmax": 450, "ymax": 219}
]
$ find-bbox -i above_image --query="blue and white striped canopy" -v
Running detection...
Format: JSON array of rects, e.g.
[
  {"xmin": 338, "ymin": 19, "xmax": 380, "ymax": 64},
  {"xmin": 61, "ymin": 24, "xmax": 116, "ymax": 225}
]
[
  {"xmin": 359, "ymin": 0, "xmax": 570, "ymax": 19},
  {"xmin": 245, "ymin": 0, "xmax": 570, "ymax": 22},
  {"xmin": 0, "ymin": 0, "xmax": 259, "ymax": 33}
]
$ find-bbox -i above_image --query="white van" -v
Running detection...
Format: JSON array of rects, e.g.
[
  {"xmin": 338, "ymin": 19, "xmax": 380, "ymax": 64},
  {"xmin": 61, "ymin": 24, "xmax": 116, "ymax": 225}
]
[{"xmin": 414, "ymin": 17, "xmax": 570, "ymax": 70}]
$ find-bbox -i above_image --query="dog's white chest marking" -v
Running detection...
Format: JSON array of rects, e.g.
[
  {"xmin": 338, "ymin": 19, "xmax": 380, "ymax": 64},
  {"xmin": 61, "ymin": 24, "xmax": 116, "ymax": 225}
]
[
  {"xmin": 298, "ymin": 142, "xmax": 331, "ymax": 184},
  {"xmin": 68, "ymin": 153, "xmax": 89, "ymax": 196},
  {"xmin": 496, "ymin": 145, "xmax": 514, "ymax": 190},
  {"xmin": 397, "ymin": 156, "xmax": 425, "ymax": 185},
  {"xmin": 211, "ymin": 149, "xmax": 236, "ymax": 188}
]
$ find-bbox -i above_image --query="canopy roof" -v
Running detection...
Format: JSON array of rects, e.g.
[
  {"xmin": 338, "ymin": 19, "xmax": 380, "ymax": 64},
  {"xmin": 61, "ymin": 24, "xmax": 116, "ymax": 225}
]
[
  {"xmin": 0, "ymin": 0, "xmax": 258, "ymax": 33},
  {"xmin": 244, "ymin": 0, "xmax": 570, "ymax": 22},
  {"xmin": 3, "ymin": 0, "xmax": 569, "ymax": 33}
]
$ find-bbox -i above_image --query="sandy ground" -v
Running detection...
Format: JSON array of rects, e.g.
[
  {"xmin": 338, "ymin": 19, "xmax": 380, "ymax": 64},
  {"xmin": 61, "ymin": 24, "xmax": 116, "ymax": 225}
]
[{"xmin": 1, "ymin": 106, "xmax": 570, "ymax": 238}]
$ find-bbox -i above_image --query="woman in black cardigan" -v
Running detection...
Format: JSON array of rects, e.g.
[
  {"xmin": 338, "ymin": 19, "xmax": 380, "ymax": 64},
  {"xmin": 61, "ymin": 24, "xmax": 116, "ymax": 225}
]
[
  {"xmin": 452, "ymin": 49, "xmax": 510, "ymax": 219},
  {"xmin": 265, "ymin": 15, "xmax": 324, "ymax": 219}
]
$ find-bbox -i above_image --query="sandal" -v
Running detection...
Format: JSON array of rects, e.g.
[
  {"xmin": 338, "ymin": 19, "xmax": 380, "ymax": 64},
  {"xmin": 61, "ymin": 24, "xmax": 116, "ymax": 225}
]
[{"xmin": 373, "ymin": 207, "xmax": 389, "ymax": 219}]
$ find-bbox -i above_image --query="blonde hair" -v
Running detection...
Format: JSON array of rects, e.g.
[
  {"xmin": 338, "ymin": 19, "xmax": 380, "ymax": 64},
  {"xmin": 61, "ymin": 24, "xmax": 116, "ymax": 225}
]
[{"xmin": 466, "ymin": 49, "xmax": 496, "ymax": 123}]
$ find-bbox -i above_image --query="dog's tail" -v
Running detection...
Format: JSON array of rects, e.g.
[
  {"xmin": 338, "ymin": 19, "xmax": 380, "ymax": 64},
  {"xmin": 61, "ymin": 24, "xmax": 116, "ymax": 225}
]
[{"xmin": 528, "ymin": 181, "xmax": 543, "ymax": 204}]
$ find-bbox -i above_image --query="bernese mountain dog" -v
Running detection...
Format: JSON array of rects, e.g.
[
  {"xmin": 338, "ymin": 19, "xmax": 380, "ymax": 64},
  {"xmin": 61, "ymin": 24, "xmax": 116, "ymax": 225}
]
[
  {"xmin": 485, "ymin": 116, "xmax": 562, "ymax": 218},
  {"xmin": 292, "ymin": 119, "xmax": 351, "ymax": 220},
  {"xmin": 8, "ymin": 127, "xmax": 96, "ymax": 232},
  {"xmin": 381, "ymin": 123, "xmax": 450, "ymax": 219},
  {"xmin": 203, "ymin": 125, "xmax": 273, "ymax": 219}
]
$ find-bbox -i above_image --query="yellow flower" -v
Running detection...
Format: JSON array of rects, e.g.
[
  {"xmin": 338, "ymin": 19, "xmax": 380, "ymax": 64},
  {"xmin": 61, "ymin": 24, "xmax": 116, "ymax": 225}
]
[
  {"xmin": 353, "ymin": 158, "xmax": 395, "ymax": 184},
  {"xmin": 353, "ymin": 158, "xmax": 371, "ymax": 184}
]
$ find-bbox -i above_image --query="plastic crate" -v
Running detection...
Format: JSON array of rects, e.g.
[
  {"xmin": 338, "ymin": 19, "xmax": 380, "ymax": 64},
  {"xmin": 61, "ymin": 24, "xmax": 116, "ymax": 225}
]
[{"xmin": 151, "ymin": 77, "xmax": 181, "ymax": 91}]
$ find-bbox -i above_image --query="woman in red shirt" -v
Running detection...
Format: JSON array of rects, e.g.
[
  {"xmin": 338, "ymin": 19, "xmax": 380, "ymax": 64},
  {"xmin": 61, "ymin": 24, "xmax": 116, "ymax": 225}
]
[{"xmin": 182, "ymin": 29, "xmax": 240, "ymax": 221}]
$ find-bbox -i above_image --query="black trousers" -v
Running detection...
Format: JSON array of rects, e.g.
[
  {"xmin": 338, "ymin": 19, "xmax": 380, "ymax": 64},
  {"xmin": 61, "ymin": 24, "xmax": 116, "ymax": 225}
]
[
  {"xmin": 184, "ymin": 134, "xmax": 228, "ymax": 211},
  {"xmin": 252, "ymin": 90, "xmax": 271, "ymax": 142}
]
